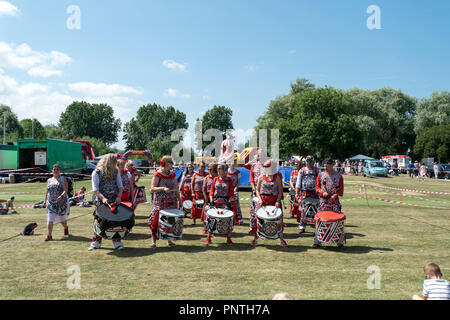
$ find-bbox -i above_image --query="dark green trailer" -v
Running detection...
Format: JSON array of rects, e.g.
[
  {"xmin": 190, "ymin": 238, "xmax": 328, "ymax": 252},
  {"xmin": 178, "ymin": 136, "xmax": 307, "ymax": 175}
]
[
  {"xmin": 0, "ymin": 144, "xmax": 18, "ymax": 170},
  {"xmin": 15, "ymin": 139, "xmax": 86, "ymax": 173}
]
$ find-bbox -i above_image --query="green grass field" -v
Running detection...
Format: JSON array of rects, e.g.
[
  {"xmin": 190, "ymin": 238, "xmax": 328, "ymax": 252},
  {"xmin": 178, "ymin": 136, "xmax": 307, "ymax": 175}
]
[{"xmin": 0, "ymin": 174, "xmax": 449, "ymax": 300}]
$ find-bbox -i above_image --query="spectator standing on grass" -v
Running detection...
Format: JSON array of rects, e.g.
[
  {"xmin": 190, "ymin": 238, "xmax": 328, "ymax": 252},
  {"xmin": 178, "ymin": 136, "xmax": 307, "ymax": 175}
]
[
  {"xmin": 419, "ymin": 163, "xmax": 427, "ymax": 182},
  {"xmin": 407, "ymin": 161, "xmax": 414, "ymax": 178},
  {"xmin": 412, "ymin": 263, "xmax": 450, "ymax": 300},
  {"xmin": 433, "ymin": 162, "xmax": 439, "ymax": 180},
  {"xmin": 126, "ymin": 160, "xmax": 141, "ymax": 185},
  {"xmin": 414, "ymin": 161, "xmax": 419, "ymax": 178},
  {"xmin": 44, "ymin": 164, "xmax": 70, "ymax": 241}
]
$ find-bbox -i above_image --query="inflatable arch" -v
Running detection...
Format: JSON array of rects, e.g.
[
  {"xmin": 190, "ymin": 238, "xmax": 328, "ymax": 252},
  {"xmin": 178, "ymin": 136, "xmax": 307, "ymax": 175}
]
[{"xmin": 120, "ymin": 150, "xmax": 153, "ymax": 162}]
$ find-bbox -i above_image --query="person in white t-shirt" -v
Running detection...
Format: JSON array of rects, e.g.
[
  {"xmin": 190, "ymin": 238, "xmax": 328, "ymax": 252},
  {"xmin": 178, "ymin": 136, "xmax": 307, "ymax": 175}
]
[
  {"xmin": 433, "ymin": 162, "xmax": 439, "ymax": 180},
  {"xmin": 412, "ymin": 263, "xmax": 450, "ymax": 300}
]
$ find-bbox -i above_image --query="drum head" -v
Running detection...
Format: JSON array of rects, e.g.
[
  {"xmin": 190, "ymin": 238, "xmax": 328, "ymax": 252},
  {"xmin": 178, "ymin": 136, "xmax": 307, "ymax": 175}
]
[
  {"xmin": 206, "ymin": 208, "xmax": 234, "ymax": 219},
  {"xmin": 256, "ymin": 206, "xmax": 282, "ymax": 219},
  {"xmin": 183, "ymin": 200, "xmax": 193, "ymax": 209},
  {"xmin": 95, "ymin": 203, "xmax": 133, "ymax": 222},
  {"xmin": 160, "ymin": 209, "xmax": 185, "ymax": 217},
  {"xmin": 314, "ymin": 211, "xmax": 345, "ymax": 222}
]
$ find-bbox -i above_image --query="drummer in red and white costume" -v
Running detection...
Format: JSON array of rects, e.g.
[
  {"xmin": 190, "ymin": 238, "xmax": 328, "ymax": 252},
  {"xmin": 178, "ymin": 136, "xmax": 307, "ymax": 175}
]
[
  {"xmin": 315, "ymin": 158, "xmax": 344, "ymax": 247},
  {"xmin": 295, "ymin": 156, "xmax": 319, "ymax": 233},
  {"xmin": 190, "ymin": 162, "xmax": 207, "ymax": 225},
  {"xmin": 201, "ymin": 163, "xmax": 218, "ymax": 234},
  {"xmin": 227, "ymin": 161, "xmax": 243, "ymax": 225},
  {"xmin": 289, "ymin": 161, "xmax": 301, "ymax": 219},
  {"xmin": 249, "ymin": 150, "xmax": 265, "ymax": 234},
  {"xmin": 148, "ymin": 155, "xmax": 181, "ymax": 249},
  {"xmin": 252, "ymin": 160, "xmax": 288, "ymax": 248},
  {"xmin": 179, "ymin": 163, "xmax": 194, "ymax": 209},
  {"xmin": 205, "ymin": 163, "xmax": 234, "ymax": 246},
  {"xmin": 315, "ymin": 158, "xmax": 344, "ymax": 212}
]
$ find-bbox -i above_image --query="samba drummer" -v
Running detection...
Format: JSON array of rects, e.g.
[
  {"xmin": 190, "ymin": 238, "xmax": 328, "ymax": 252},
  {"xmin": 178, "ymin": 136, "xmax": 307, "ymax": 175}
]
[
  {"xmin": 253, "ymin": 160, "xmax": 288, "ymax": 248},
  {"xmin": 179, "ymin": 163, "xmax": 194, "ymax": 210},
  {"xmin": 89, "ymin": 154, "xmax": 126, "ymax": 251},
  {"xmin": 204, "ymin": 163, "xmax": 234, "ymax": 246},
  {"xmin": 148, "ymin": 155, "xmax": 181, "ymax": 249},
  {"xmin": 118, "ymin": 159, "xmax": 135, "ymax": 203},
  {"xmin": 289, "ymin": 160, "xmax": 301, "ymax": 219},
  {"xmin": 227, "ymin": 161, "xmax": 243, "ymax": 225},
  {"xmin": 200, "ymin": 163, "xmax": 218, "ymax": 235},
  {"xmin": 315, "ymin": 158, "xmax": 344, "ymax": 247},
  {"xmin": 249, "ymin": 149, "xmax": 264, "ymax": 235},
  {"xmin": 190, "ymin": 162, "xmax": 207, "ymax": 226},
  {"xmin": 295, "ymin": 156, "xmax": 319, "ymax": 234}
]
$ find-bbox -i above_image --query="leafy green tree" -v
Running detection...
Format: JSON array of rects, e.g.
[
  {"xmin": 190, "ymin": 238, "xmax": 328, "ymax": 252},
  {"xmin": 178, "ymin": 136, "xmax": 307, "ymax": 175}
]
[
  {"xmin": 0, "ymin": 105, "xmax": 23, "ymax": 143},
  {"xmin": 255, "ymin": 78, "xmax": 315, "ymax": 131},
  {"xmin": 414, "ymin": 124, "xmax": 450, "ymax": 162},
  {"xmin": 20, "ymin": 118, "xmax": 47, "ymax": 139},
  {"xmin": 44, "ymin": 124, "xmax": 66, "ymax": 139},
  {"xmin": 123, "ymin": 103, "xmax": 188, "ymax": 154},
  {"xmin": 414, "ymin": 91, "xmax": 450, "ymax": 135},
  {"xmin": 198, "ymin": 105, "xmax": 234, "ymax": 154},
  {"xmin": 59, "ymin": 101, "xmax": 122, "ymax": 145},
  {"xmin": 346, "ymin": 88, "xmax": 417, "ymax": 158},
  {"xmin": 277, "ymin": 87, "xmax": 363, "ymax": 159}
]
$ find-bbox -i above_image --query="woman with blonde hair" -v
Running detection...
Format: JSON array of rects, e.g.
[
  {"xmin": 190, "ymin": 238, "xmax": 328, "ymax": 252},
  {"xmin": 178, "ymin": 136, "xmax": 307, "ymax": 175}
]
[
  {"xmin": 88, "ymin": 154, "xmax": 125, "ymax": 251},
  {"xmin": 148, "ymin": 155, "xmax": 181, "ymax": 249}
]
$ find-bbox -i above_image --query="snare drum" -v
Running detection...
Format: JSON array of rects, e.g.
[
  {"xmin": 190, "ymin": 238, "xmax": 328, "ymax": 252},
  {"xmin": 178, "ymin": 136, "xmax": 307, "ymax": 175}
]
[
  {"xmin": 194, "ymin": 199, "xmax": 205, "ymax": 209},
  {"xmin": 158, "ymin": 209, "xmax": 184, "ymax": 240},
  {"xmin": 133, "ymin": 186, "xmax": 147, "ymax": 204},
  {"xmin": 301, "ymin": 197, "xmax": 319, "ymax": 225},
  {"xmin": 205, "ymin": 208, "xmax": 234, "ymax": 235},
  {"xmin": 314, "ymin": 211, "xmax": 346, "ymax": 244},
  {"xmin": 93, "ymin": 203, "xmax": 135, "ymax": 240},
  {"xmin": 182, "ymin": 200, "xmax": 193, "ymax": 215},
  {"xmin": 256, "ymin": 206, "xmax": 283, "ymax": 240}
]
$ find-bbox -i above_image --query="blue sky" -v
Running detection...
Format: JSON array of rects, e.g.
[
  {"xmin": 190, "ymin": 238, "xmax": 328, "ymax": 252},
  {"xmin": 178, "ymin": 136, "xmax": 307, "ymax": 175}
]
[{"xmin": 0, "ymin": 0, "xmax": 449, "ymax": 150}]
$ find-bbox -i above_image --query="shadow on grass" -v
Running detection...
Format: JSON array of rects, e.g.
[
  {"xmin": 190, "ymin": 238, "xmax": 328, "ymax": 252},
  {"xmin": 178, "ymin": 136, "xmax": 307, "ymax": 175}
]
[
  {"xmin": 345, "ymin": 233, "xmax": 366, "ymax": 239},
  {"xmin": 317, "ymin": 245, "xmax": 393, "ymax": 254},
  {"xmin": 107, "ymin": 241, "xmax": 255, "ymax": 258},
  {"xmin": 59, "ymin": 235, "xmax": 92, "ymax": 242},
  {"xmin": 126, "ymin": 232, "xmax": 151, "ymax": 241}
]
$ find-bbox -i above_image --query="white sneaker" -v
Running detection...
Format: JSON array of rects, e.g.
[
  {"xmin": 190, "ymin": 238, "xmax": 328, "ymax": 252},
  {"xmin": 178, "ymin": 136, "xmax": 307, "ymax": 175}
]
[
  {"xmin": 88, "ymin": 241, "xmax": 101, "ymax": 251},
  {"xmin": 299, "ymin": 226, "xmax": 306, "ymax": 234},
  {"xmin": 113, "ymin": 240, "xmax": 124, "ymax": 250}
]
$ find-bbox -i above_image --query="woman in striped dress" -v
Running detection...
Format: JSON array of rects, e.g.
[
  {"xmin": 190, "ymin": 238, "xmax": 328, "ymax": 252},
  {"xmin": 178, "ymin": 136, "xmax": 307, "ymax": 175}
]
[
  {"xmin": 148, "ymin": 156, "xmax": 181, "ymax": 249},
  {"xmin": 252, "ymin": 160, "xmax": 287, "ymax": 248},
  {"xmin": 190, "ymin": 162, "xmax": 207, "ymax": 225},
  {"xmin": 201, "ymin": 163, "xmax": 218, "ymax": 235}
]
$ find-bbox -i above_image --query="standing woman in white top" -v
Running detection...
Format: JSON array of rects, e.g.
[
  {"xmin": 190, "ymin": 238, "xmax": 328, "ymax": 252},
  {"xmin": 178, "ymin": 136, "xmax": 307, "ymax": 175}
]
[{"xmin": 44, "ymin": 164, "xmax": 70, "ymax": 241}]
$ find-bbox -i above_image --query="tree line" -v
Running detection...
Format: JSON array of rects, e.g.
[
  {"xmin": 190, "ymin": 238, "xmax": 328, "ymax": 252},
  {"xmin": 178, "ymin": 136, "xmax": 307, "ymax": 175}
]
[{"xmin": 1, "ymin": 78, "xmax": 448, "ymax": 162}]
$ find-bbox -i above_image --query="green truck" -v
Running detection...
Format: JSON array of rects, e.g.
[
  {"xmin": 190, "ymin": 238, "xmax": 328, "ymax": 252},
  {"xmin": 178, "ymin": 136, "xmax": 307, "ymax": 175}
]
[
  {"xmin": 1, "ymin": 139, "xmax": 87, "ymax": 174},
  {"xmin": 0, "ymin": 144, "xmax": 18, "ymax": 170}
]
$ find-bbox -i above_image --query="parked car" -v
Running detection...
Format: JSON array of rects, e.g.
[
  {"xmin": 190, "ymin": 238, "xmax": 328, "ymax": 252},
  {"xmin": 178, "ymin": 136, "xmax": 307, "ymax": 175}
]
[
  {"xmin": 363, "ymin": 160, "xmax": 388, "ymax": 177},
  {"xmin": 426, "ymin": 164, "xmax": 450, "ymax": 179},
  {"xmin": 133, "ymin": 159, "xmax": 150, "ymax": 174},
  {"xmin": 85, "ymin": 161, "xmax": 97, "ymax": 175}
]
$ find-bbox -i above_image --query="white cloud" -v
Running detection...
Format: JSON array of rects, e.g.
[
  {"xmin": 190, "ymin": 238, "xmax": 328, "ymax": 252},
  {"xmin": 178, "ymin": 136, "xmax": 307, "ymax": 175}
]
[
  {"xmin": 202, "ymin": 95, "xmax": 210, "ymax": 100},
  {"xmin": 163, "ymin": 88, "xmax": 190, "ymax": 98},
  {"xmin": 68, "ymin": 82, "xmax": 143, "ymax": 97},
  {"xmin": 28, "ymin": 66, "xmax": 62, "ymax": 78},
  {"xmin": 0, "ymin": 42, "xmax": 72, "ymax": 78},
  {"xmin": 0, "ymin": 1, "xmax": 19, "ymax": 16},
  {"xmin": 162, "ymin": 59, "xmax": 187, "ymax": 71},
  {"xmin": 245, "ymin": 64, "xmax": 258, "ymax": 72},
  {"xmin": 0, "ymin": 69, "xmax": 141, "ymax": 125}
]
